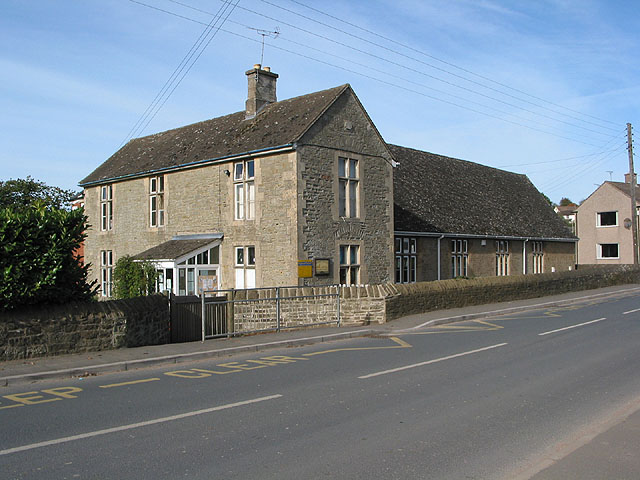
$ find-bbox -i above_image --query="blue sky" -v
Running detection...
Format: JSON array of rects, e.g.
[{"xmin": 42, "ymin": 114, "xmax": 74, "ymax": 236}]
[{"xmin": 1, "ymin": 0, "xmax": 638, "ymax": 204}]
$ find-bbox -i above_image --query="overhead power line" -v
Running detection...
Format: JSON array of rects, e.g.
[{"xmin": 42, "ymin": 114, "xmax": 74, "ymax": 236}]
[
  {"xmin": 119, "ymin": 0, "xmax": 240, "ymax": 147},
  {"xmin": 495, "ymin": 146, "xmax": 625, "ymax": 168},
  {"xmin": 537, "ymin": 142, "xmax": 627, "ymax": 193},
  {"xmin": 131, "ymin": 0, "xmax": 622, "ymax": 148},
  {"xmin": 277, "ymin": 0, "xmax": 619, "ymax": 130},
  {"xmin": 174, "ymin": 0, "xmax": 617, "ymax": 139}
]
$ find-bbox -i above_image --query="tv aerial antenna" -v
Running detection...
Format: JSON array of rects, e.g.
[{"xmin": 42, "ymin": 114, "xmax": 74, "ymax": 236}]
[{"xmin": 247, "ymin": 26, "xmax": 280, "ymax": 66}]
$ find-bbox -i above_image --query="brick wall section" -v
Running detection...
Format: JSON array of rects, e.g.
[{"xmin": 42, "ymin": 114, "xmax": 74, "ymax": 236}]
[{"xmin": 1, "ymin": 295, "xmax": 169, "ymax": 361}]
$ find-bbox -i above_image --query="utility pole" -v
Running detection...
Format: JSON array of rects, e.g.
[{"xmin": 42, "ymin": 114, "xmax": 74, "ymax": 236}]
[{"xmin": 627, "ymin": 123, "xmax": 638, "ymax": 265}]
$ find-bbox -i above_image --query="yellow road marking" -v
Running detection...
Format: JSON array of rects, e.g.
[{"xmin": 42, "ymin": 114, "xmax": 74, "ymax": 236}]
[
  {"xmin": 99, "ymin": 378, "xmax": 160, "ymax": 389},
  {"xmin": 302, "ymin": 336, "xmax": 411, "ymax": 356}
]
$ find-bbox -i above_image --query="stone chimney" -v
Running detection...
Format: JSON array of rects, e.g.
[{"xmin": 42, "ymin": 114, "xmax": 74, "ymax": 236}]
[
  {"xmin": 245, "ymin": 64, "xmax": 278, "ymax": 118},
  {"xmin": 625, "ymin": 173, "xmax": 637, "ymax": 184}
]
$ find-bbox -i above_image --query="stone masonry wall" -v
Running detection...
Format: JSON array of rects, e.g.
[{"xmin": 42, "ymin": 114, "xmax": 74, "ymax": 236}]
[
  {"xmin": 385, "ymin": 265, "xmax": 640, "ymax": 321},
  {"xmin": 84, "ymin": 150, "xmax": 299, "ymax": 292},
  {"xmin": 297, "ymin": 89, "xmax": 394, "ymax": 285},
  {"xmin": 1, "ymin": 295, "xmax": 170, "ymax": 361}
]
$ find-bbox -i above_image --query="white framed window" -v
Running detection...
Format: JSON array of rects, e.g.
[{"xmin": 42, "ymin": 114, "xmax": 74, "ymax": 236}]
[
  {"xmin": 596, "ymin": 211, "xmax": 618, "ymax": 227},
  {"xmin": 235, "ymin": 246, "xmax": 256, "ymax": 289},
  {"xmin": 100, "ymin": 185, "xmax": 113, "ymax": 231},
  {"xmin": 395, "ymin": 237, "xmax": 417, "ymax": 283},
  {"xmin": 496, "ymin": 240, "xmax": 509, "ymax": 276},
  {"xmin": 100, "ymin": 250, "xmax": 113, "ymax": 297},
  {"xmin": 532, "ymin": 241, "xmax": 544, "ymax": 274},
  {"xmin": 175, "ymin": 246, "xmax": 220, "ymax": 296},
  {"xmin": 338, "ymin": 157, "xmax": 359, "ymax": 218},
  {"xmin": 234, "ymin": 160, "xmax": 255, "ymax": 220},
  {"xmin": 339, "ymin": 244, "xmax": 360, "ymax": 285},
  {"xmin": 149, "ymin": 175, "xmax": 165, "ymax": 227},
  {"xmin": 451, "ymin": 239, "xmax": 468, "ymax": 278},
  {"xmin": 597, "ymin": 243, "xmax": 619, "ymax": 259}
]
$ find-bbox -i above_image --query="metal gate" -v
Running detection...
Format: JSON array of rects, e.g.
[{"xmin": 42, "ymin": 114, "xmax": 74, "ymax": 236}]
[{"xmin": 169, "ymin": 294, "xmax": 227, "ymax": 343}]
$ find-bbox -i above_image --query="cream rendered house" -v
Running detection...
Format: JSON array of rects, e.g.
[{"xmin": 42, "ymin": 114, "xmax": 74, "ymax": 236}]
[{"xmin": 577, "ymin": 176, "xmax": 640, "ymax": 264}]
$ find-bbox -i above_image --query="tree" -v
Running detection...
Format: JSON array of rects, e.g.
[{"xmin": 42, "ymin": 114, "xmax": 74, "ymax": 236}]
[
  {"xmin": 559, "ymin": 197, "xmax": 577, "ymax": 207},
  {"xmin": 112, "ymin": 256, "xmax": 158, "ymax": 299},
  {"xmin": 0, "ymin": 176, "xmax": 77, "ymax": 211},
  {"xmin": 0, "ymin": 204, "xmax": 96, "ymax": 310}
]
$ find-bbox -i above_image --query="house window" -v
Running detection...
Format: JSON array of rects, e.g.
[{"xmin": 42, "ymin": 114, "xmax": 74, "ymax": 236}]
[
  {"xmin": 150, "ymin": 175, "xmax": 165, "ymax": 227},
  {"xmin": 339, "ymin": 244, "xmax": 360, "ymax": 285},
  {"xmin": 338, "ymin": 157, "xmax": 359, "ymax": 218},
  {"xmin": 100, "ymin": 250, "xmax": 113, "ymax": 297},
  {"xmin": 532, "ymin": 241, "xmax": 544, "ymax": 274},
  {"xmin": 496, "ymin": 240, "xmax": 509, "ymax": 276},
  {"xmin": 596, "ymin": 211, "xmax": 618, "ymax": 227},
  {"xmin": 234, "ymin": 160, "xmax": 255, "ymax": 220},
  {"xmin": 395, "ymin": 237, "xmax": 416, "ymax": 283},
  {"xmin": 100, "ymin": 185, "xmax": 113, "ymax": 231},
  {"xmin": 597, "ymin": 243, "xmax": 619, "ymax": 259},
  {"xmin": 451, "ymin": 239, "xmax": 468, "ymax": 278},
  {"xmin": 235, "ymin": 246, "xmax": 256, "ymax": 289}
]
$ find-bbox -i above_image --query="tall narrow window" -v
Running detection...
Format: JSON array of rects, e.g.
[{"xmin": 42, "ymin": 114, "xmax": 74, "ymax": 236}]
[
  {"xmin": 496, "ymin": 240, "xmax": 509, "ymax": 276},
  {"xmin": 451, "ymin": 239, "xmax": 468, "ymax": 277},
  {"xmin": 532, "ymin": 241, "xmax": 544, "ymax": 274},
  {"xmin": 235, "ymin": 246, "xmax": 256, "ymax": 289},
  {"xmin": 340, "ymin": 245, "xmax": 360, "ymax": 285},
  {"xmin": 150, "ymin": 175, "xmax": 165, "ymax": 227},
  {"xmin": 395, "ymin": 237, "xmax": 417, "ymax": 283},
  {"xmin": 234, "ymin": 160, "xmax": 255, "ymax": 220},
  {"xmin": 100, "ymin": 250, "xmax": 113, "ymax": 297},
  {"xmin": 338, "ymin": 157, "xmax": 359, "ymax": 218},
  {"xmin": 100, "ymin": 185, "xmax": 113, "ymax": 231}
]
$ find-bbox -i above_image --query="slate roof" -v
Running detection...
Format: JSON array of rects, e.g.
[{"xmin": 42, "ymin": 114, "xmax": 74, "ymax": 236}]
[
  {"xmin": 606, "ymin": 181, "xmax": 640, "ymax": 201},
  {"xmin": 80, "ymin": 84, "xmax": 350, "ymax": 186},
  {"xmin": 134, "ymin": 235, "xmax": 222, "ymax": 262},
  {"xmin": 390, "ymin": 144, "xmax": 576, "ymax": 240}
]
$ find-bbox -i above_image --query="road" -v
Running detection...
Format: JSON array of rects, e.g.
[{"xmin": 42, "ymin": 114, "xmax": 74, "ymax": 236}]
[{"xmin": 1, "ymin": 289, "xmax": 640, "ymax": 479}]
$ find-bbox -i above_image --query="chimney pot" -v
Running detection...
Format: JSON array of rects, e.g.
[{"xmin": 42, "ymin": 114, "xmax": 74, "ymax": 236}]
[{"xmin": 264, "ymin": 66, "xmax": 271, "ymax": 72}]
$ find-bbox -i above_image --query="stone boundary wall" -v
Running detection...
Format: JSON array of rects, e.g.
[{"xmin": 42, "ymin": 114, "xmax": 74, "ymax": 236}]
[
  {"xmin": 229, "ymin": 285, "xmax": 397, "ymax": 330},
  {"xmin": 385, "ymin": 265, "xmax": 640, "ymax": 321},
  {"xmin": 1, "ymin": 295, "xmax": 170, "ymax": 361},
  {"xmin": 2, "ymin": 266, "xmax": 638, "ymax": 361},
  {"xmin": 218, "ymin": 266, "xmax": 640, "ymax": 332}
]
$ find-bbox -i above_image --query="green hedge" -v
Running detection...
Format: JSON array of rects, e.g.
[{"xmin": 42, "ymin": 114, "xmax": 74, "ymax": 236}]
[{"xmin": 0, "ymin": 204, "xmax": 96, "ymax": 310}]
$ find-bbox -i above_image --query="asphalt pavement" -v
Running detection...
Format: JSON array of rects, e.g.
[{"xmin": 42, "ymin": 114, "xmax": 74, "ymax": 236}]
[
  {"xmin": 3, "ymin": 284, "xmax": 638, "ymax": 387},
  {"xmin": 2, "ymin": 283, "xmax": 640, "ymax": 479}
]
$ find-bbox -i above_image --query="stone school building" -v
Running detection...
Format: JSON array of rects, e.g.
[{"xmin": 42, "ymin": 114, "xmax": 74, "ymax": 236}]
[{"xmin": 79, "ymin": 66, "xmax": 575, "ymax": 297}]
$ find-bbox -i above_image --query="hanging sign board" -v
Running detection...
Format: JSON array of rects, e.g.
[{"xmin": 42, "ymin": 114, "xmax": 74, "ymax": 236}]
[{"xmin": 298, "ymin": 260, "xmax": 313, "ymax": 278}]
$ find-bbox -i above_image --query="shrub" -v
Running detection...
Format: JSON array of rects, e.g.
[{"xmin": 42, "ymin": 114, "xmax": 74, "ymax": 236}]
[
  {"xmin": 112, "ymin": 255, "xmax": 158, "ymax": 299},
  {"xmin": 0, "ymin": 204, "xmax": 96, "ymax": 310}
]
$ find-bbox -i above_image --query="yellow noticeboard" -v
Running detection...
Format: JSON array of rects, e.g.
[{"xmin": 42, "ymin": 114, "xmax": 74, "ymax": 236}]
[{"xmin": 298, "ymin": 260, "xmax": 313, "ymax": 278}]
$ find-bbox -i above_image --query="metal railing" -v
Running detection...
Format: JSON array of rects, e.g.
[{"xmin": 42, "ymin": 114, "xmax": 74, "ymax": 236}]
[{"xmin": 200, "ymin": 285, "xmax": 341, "ymax": 341}]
